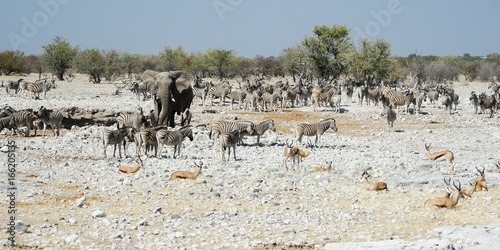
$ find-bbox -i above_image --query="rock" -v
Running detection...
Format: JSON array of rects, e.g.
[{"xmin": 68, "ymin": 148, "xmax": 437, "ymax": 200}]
[
  {"xmin": 75, "ymin": 197, "xmax": 86, "ymax": 207},
  {"xmin": 92, "ymin": 210, "xmax": 106, "ymax": 218},
  {"xmin": 64, "ymin": 234, "xmax": 79, "ymax": 243}
]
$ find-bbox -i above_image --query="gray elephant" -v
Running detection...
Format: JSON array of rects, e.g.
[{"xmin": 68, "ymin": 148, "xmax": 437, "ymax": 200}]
[{"xmin": 141, "ymin": 70, "xmax": 194, "ymax": 127}]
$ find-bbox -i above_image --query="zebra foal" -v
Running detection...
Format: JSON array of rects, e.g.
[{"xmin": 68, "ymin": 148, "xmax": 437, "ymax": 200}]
[
  {"xmin": 220, "ymin": 129, "xmax": 245, "ymax": 161},
  {"xmin": 380, "ymin": 105, "xmax": 396, "ymax": 132},
  {"xmin": 295, "ymin": 118, "xmax": 338, "ymax": 145}
]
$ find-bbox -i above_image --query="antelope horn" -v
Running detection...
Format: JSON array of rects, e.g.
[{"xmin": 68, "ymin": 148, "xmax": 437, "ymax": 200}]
[
  {"xmin": 453, "ymin": 180, "xmax": 461, "ymax": 190},
  {"xmin": 443, "ymin": 177, "xmax": 451, "ymax": 186}
]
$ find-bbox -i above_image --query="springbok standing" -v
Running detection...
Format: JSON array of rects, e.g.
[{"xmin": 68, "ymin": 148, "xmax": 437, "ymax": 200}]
[{"xmin": 425, "ymin": 143, "xmax": 455, "ymax": 175}]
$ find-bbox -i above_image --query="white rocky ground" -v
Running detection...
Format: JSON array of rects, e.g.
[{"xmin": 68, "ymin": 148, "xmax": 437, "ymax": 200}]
[{"xmin": 1, "ymin": 75, "xmax": 499, "ymax": 249}]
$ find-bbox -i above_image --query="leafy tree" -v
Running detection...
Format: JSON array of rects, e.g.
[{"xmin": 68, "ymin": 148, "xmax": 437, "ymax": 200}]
[
  {"xmin": 231, "ymin": 57, "xmax": 254, "ymax": 82},
  {"xmin": 183, "ymin": 52, "xmax": 210, "ymax": 78},
  {"xmin": 204, "ymin": 48, "xmax": 236, "ymax": 79},
  {"xmin": 120, "ymin": 52, "xmax": 140, "ymax": 78},
  {"xmin": 158, "ymin": 45, "xmax": 187, "ymax": 71},
  {"xmin": 41, "ymin": 37, "xmax": 78, "ymax": 80},
  {"xmin": 343, "ymin": 39, "xmax": 393, "ymax": 83},
  {"xmin": 0, "ymin": 50, "xmax": 26, "ymax": 75},
  {"xmin": 103, "ymin": 49, "xmax": 120, "ymax": 80},
  {"xmin": 254, "ymin": 55, "xmax": 283, "ymax": 78},
  {"xmin": 73, "ymin": 48, "xmax": 105, "ymax": 83},
  {"xmin": 461, "ymin": 61, "xmax": 480, "ymax": 81},
  {"xmin": 301, "ymin": 24, "xmax": 351, "ymax": 82},
  {"xmin": 137, "ymin": 54, "xmax": 161, "ymax": 72},
  {"xmin": 281, "ymin": 46, "xmax": 307, "ymax": 82}
]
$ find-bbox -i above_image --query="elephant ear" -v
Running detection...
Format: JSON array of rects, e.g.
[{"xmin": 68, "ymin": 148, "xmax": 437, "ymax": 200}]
[{"xmin": 168, "ymin": 71, "xmax": 192, "ymax": 93}]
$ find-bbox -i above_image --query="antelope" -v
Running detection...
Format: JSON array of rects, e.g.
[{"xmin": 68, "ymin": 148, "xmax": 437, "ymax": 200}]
[
  {"xmin": 359, "ymin": 170, "xmax": 388, "ymax": 191},
  {"xmin": 437, "ymin": 177, "xmax": 453, "ymax": 198},
  {"xmin": 171, "ymin": 161, "xmax": 203, "ymax": 180},
  {"xmin": 424, "ymin": 143, "xmax": 455, "ymax": 175},
  {"xmin": 424, "ymin": 180, "xmax": 463, "ymax": 209},
  {"xmin": 118, "ymin": 157, "xmax": 143, "ymax": 174},
  {"xmin": 460, "ymin": 181, "xmax": 477, "ymax": 198},
  {"xmin": 310, "ymin": 161, "xmax": 332, "ymax": 172},
  {"xmin": 281, "ymin": 139, "xmax": 300, "ymax": 171},
  {"xmin": 472, "ymin": 166, "xmax": 488, "ymax": 191}
]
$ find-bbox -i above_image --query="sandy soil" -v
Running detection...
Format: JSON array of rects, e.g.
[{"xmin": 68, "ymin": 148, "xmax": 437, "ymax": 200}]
[{"xmin": 0, "ymin": 75, "xmax": 499, "ymax": 249}]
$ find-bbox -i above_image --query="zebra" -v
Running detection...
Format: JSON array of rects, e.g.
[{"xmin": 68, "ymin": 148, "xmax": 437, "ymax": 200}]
[
  {"xmin": 128, "ymin": 81, "xmax": 151, "ymax": 101},
  {"xmin": 281, "ymin": 86, "xmax": 302, "ymax": 108},
  {"xmin": 311, "ymin": 87, "xmax": 335, "ymax": 111},
  {"xmin": 479, "ymin": 92, "xmax": 497, "ymax": 118},
  {"xmin": 209, "ymin": 120, "xmax": 255, "ymax": 141},
  {"xmin": 1, "ymin": 105, "xmax": 17, "ymax": 118},
  {"xmin": 5, "ymin": 78, "xmax": 23, "ymax": 94},
  {"xmin": 0, "ymin": 116, "xmax": 16, "ymax": 134},
  {"xmin": 330, "ymin": 94, "xmax": 342, "ymax": 113},
  {"xmin": 386, "ymin": 90, "xmax": 414, "ymax": 113},
  {"xmin": 102, "ymin": 126, "xmax": 134, "ymax": 158},
  {"xmin": 243, "ymin": 90, "xmax": 260, "ymax": 111},
  {"xmin": 469, "ymin": 91, "xmax": 480, "ymax": 114},
  {"xmin": 25, "ymin": 79, "xmax": 56, "ymax": 99},
  {"xmin": 207, "ymin": 83, "xmax": 231, "ymax": 106},
  {"xmin": 10, "ymin": 110, "xmax": 37, "ymax": 136},
  {"xmin": 219, "ymin": 129, "xmax": 246, "ymax": 161},
  {"xmin": 229, "ymin": 90, "xmax": 247, "ymax": 110},
  {"xmin": 156, "ymin": 126, "xmax": 194, "ymax": 158},
  {"xmin": 134, "ymin": 127, "xmax": 159, "ymax": 157},
  {"xmin": 246, "ymin": 119, "xmax": 276, "ymax": 145},
  {"xmin": 261, "ymin": 92, "xmax": 281, "ymax": 111},
  {"xmin": 295, "ymin": 118, "xmax": 338, "ymax": 145},
  {"xmin": 117, "ymin": 107, "xmax": 146, "ymax": 130},
  {"xmin": 192, "ymin": 82, "xmax": 210, "ymax": 106},
  {"xmin": 33, "ymin": 106, "xmax": 64, "ymax": 136},
  {"xmin": 380, "ymin": 105, "xmax": 397, "ymax": 132}
]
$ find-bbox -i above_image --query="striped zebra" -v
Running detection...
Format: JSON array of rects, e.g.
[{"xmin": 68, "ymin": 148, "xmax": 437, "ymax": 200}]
[
  {"xmin": 10, "ymin": 110, "xmax": 37, "ymax": 136},
  {"xmin": 134, "ymin": 127, "xmax": 158, "ymax": 157},
  {"xmin": 102, "ymin": 126, "xmax": 134, "ymax": 158},
  {"xmin": 209, "ymin": 120, "xmax": 255, "ymax": 140},
  {"xmin": 469, "ymin": 91, "xmax": 480, "ymax": 114},
  {"xmin": 25, "ymin": 79, "xmax": 56, "ymax": 99},
  {"xmin": 128, "ymin": 81, "xmax": 152, "ymax": 101},
  {"xmin": 207, "ymin": 83, "xmax": 231, "ymax": 106},
  {"xmin": 246, "ymin": 119, "xmax": 276, "ymax": 145},
  {"xmin": 0, "ymin": 116, "xmax": 16, "ymax": 134},
  {"xmin": 5, "ymin": 78, "xmax": 23, "ymax": 94},
  {"xmin": 380, "ymin": 105, "xmax": 396, "ymax": 132},
  {"xmin": 219, "ymin": 129, "xmax": 245, "ymax": 161},
  {"xmin": 156, "ymin": 126, "xmax": 194, "ymax": 158},
  {"xmin": 33, "ymin": 106, "xmax": 64, "ymax": 136},
  {"xmin": 311, "ymin": 87, "xmax": 335, "ymax": 111},
  {"xmin": 192, "ymin": 84, "xmax": 210, "ymax": 106},
  {"xmin": 1, "ymin": 105, "xmax": 17, "ymax": 118},
  {"xmin": 261, "ymin": 92, "xmax": 281, "ymax": 111},
  {"xmin": 117, "ymin": 108, "xmax": 146, "ymax": 130},
  {"xmin": 391, "ymin": 91, "xmax": 414, "ymax": 113},
  {"xmin": 295, "ymin": 118, "xmax": 338, "ymax": 145}
]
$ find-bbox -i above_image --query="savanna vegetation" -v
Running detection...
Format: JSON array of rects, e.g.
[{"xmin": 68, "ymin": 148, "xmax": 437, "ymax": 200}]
[{"xmin": 1, "ymin": 25, "xmax": 499, "ymax": 83}]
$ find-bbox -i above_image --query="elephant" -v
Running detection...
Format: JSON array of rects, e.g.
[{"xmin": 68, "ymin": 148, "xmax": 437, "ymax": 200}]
[{"xmin": 141, "ymin": 70, "xmax": 194, "ymax": 128}]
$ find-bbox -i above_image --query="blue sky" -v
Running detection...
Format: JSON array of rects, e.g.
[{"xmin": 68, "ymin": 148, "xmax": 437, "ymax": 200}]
[{"xmin": 1, "ymin": 0, "xmax": 499, "ymax": 57}]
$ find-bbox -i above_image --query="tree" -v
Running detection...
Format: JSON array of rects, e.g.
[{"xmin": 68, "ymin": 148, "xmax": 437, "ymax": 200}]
[
  {"xmin": 103, "ymin": 49, "xmax": 120, "ymax": 80},
  {"xmin": 281, "ymin": 46, "xmax": 307, "ymax": 82},
  {"xmin": 0, "ymin": 50, "xmax": 26, "ymax": 75},
  {"xmin": 25, "ymin": 55, "xmax": 44, "ymax": 79},
  {"xmin": 41, "ymin": 37, "xmax": 78, "ymax": 80},
  {"xmin": 301, "ymin": 24, "xmax": 351, "ymax": 82},
  {"xmin": 204, "ymin": 48, "xmax": 236, "ymax": 79},
  {"xmin": 73, "ymin": 48, "xmax": 105, "ymax": 83},
  {"xmin": 343, "ymin": 39, "xmax": 393, "ymax": 83},
  {"xmin": 232, "ymin": 57, "xmax": 255, "ymax": 82},
  {"xmin": 158, "ymin": 45, "xmax": 187, "ymax": 71},
  {"xmin": 120, "ymin": 52, "xmax": 140, "ymax": 78}
]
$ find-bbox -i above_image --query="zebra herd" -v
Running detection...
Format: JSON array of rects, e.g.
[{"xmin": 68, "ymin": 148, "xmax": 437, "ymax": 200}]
[
  {"xmin": 0, "ymin": 105, "xmax": 63, "ymax": 137},
  {"xmin": 102, "ymin": 114, "xmax": 340, "ymax": 162},
  {"xmin": 3, "ymin": 78, "xmax": 56, "ymax": 99}
]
